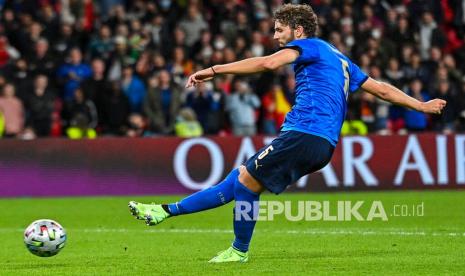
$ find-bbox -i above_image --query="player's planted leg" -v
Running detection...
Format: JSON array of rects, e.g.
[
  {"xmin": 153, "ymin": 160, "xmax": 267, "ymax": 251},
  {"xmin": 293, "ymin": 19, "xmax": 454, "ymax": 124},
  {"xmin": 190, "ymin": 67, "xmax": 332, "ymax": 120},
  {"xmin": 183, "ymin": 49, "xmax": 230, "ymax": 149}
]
[
  {"xmin": 207, "ymin": 247, "xmax": 249, "ymax": 263},
  {"xmin": 209, "ymin": 166, "xmax": 264, "ymax": 263}
]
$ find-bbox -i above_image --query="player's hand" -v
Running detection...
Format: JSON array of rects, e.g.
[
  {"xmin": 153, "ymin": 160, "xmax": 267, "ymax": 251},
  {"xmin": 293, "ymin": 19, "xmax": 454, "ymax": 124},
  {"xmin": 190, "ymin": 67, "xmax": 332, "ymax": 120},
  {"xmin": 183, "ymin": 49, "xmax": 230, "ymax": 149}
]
[
  {"xmin": 420, "ymin": 99, "xmax": 447, "ymax": 114},
  {"xmin": 185, "ymin": 67, "xmax": 215, "ymax": 88}
]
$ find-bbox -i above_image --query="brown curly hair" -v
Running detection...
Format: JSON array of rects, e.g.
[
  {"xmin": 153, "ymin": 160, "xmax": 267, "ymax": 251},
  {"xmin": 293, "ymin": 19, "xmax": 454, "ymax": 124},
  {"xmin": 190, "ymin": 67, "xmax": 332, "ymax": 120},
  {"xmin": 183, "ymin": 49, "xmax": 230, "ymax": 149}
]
[{"xmin": 273, "ymin": 4, "xmax": 318, "ymax": 37}]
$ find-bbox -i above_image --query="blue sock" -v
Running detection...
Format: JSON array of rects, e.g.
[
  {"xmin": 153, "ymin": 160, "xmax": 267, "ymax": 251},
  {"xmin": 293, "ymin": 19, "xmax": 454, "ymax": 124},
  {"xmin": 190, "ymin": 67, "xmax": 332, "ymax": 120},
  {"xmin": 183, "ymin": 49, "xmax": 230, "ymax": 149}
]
[
  {"xmin": 167, "ymin": 169, "xmax": 239, "ymax": 216},
  {"xmin": 232, "ymin": 180, "xmax": 260, "ymax": 253}
]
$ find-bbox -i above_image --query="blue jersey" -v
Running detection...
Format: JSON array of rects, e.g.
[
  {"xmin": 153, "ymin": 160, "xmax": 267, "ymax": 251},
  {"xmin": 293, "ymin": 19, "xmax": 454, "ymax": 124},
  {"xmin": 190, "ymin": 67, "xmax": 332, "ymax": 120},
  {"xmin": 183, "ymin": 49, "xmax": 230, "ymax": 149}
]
[{"xmin": 281, "ymin": 38, "xmax": 368, "ymax": 146}]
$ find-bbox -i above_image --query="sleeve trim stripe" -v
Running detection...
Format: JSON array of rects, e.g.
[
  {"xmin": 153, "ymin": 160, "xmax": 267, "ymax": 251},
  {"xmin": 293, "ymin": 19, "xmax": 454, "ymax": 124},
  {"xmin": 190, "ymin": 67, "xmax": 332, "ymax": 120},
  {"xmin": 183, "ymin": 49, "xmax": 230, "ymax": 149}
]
[
  {"xmin": 351, "ymin": 75, "xmax": 369, "ymax": 93},
  {"xmin": 280, "ymin": 45, "xmax": 302, "ymax": 55}
]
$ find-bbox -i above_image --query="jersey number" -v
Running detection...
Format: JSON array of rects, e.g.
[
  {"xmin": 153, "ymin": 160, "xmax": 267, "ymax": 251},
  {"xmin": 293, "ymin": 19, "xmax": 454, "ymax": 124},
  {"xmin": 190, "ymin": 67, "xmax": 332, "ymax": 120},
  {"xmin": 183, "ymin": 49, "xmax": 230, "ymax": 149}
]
[
  {"xmin": 339, "ymin": 58, "xmax": 350, "ymax": 99},
  {"xmin": 258, "ymin": 145, "xmax": 274, "ymax": 160}
]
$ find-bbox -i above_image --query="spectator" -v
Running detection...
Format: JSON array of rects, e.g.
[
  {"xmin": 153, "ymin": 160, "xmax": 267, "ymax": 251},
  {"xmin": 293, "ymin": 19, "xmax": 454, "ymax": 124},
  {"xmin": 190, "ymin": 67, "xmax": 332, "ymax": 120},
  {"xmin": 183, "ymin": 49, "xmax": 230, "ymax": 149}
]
[
  {"xmin": 0, "ymin": 1, "xmax": 463, "ymax": 138},
  {"xmin": 205, "ymin": 80, "xmax": 227, "ymax": 135},
  {"xmin": 185, "ymin": 82, "xmax": 215, "ymax": 131},
  {"xmin": 360, "ymin": 92, "xmax": 377, "ymax": 132},
  {"xmin": 357, "ymin": 5, "xmax": 384, "ymax": 40},
  {"xmin": 402, "ymin": 52, "xmax": 429, "ymax": 84},
  {"xmin": 107, "ymin": 35, "xmax": 132, "ymax": 81},
  {"xmin": 419, "ymin": 11, "xmax": 445, "ymax": 59},
  {"xmin": 175, "ymin": 107, "xmax": 203, "ymax": 138},
  {"xmin": 37, "ymin": 5, "xmax": 60, "ymax": 42},
  {"xmin": 443, "ymin": 54, "xmax": 463, "ymax": 85},
  {"xmin": 25, "ymin": 75, "xmax": 55, "ymax": 137},
  {"xmin": 404, "ymin": 79, "xmax": 429, "ymax": 132},
  {"xmin": 432, "ymin": 80, "xmax": 456, "ymax": 133},
  {"xmin": 163, "ymin": 26, "xmax": 187, "ymax": 59},
  {"xmin": 24, "ymin": 22, "xmax": 43, "ymax": 56},
  {"xmin": 370, "ymin": 65, "xmax": 391, "ymax": 133},
  {"xmin": 16, "ymin": 13, "xmax": 36, "ymax": 51},
  {"xmin": 261, "ymin": 84, "xmax": 291, "ymax": 135},
  {"xmin": 384, "ymin": 58, "xmax": 405, "ymax": 88},
  {"xmin": 106, "ymin": 4, "xmax": 129, "ymax": 30},
  {"xmin": 392, "ymin": 17, "xmax": 415, "ymax": 50},
  {"xmin": 143, "ymin": 70, "xmax": 182, "ymax": 134},
  {"xmin": 126, "ymin": 113, "xmax": 147, "ymax": 137},
  {"xmin": 4, "ymin": 58, "xmax": 33, "ymax": 102},
  {"xmin": 149, "ymin": 52, "xmax": 168, "ymax": 73},
  {"xmin": 236, "ymin": 10, "xmax": 253, "ymax": 38},
  {"xmin": 178, "ymin": 5, "xmax": 208, "ymax": 47},
  {"xmin": 28, "ymin": 38, "xmax": 57, "ymax": 79},
  {"xmin": 57, "ymin": 48, "xmax": 92, "ymax": 101},
  {"xmin": 1, "ymin": 10, "xmax": 21, "ymax": 52},
  {"xmin": 66, "ymin": 113, "xmax": 97, "ymax": 139},
  {"xmin": 423, "ymin": 47, "xmax": 443, "ymax": 82},
  {"xmin": 0, "ymin": 35, "xmax": 20, "ymax": 68},
  {"xmin": 226, "ymin": 80, "xmax": 261, "ymax": 136},
  {"xmin": 0, "ymin": 83, "xmax": 24, "ymax": 137},
  {"xmin": 134, "ymin": 51, "xmax": 152, "ymax": 78},
  {"xmin": 192, "ymin": 30, "xmax": 213, "ymax": 64},
  {"xmin": 51, "ymin": 23, "xmax": 81, "ymax": 58},
  {"xmin": 101, "ymin": 81, "xmax": 130, "ymax": 135},
  {"xmin": 80, "ymin": 58, "xmax": 111, "ymax": 123},
  {"xmin": 87, "ymin": 25, "xmax": 114, "ymax": 62},
  {"xmin": 146, "ymin": 15, "xmax": 166, "ymax": 50},
  {"xmin": 121, "ymin": 65, "xmax": 146, "ymax": 113},
  {"xmin": 62, "ymin": 87, "xmax": 98, "ymax": 130},
  {"xmin": 127, "ymin": 19, "xmax": 151, "ymax": 60},
  {"xmin": 257, "ymin": 18, "xmax": 274, "ymax": 51},
  {"xmin": 250, "ymin": 32, "xmax": 265, "ymax": 57},
  {"xmin": 384, "ymin": 9, "xmax": 398, "ymax": 40},
  {"xmin": 428, "ymin": 64, "xmax": 450, "ymax": 95},
  {"xmin": 170, "ymin": 46, "xmax": 193, "ymax": 84}
]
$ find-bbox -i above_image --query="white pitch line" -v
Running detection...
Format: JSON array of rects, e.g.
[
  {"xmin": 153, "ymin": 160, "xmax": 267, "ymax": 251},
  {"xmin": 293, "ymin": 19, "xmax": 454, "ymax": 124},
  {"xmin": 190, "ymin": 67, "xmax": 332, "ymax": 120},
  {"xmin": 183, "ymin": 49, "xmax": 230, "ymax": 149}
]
[{"xmin": 1, "ymin": 228, "xmax": 465, "ymax": 237}]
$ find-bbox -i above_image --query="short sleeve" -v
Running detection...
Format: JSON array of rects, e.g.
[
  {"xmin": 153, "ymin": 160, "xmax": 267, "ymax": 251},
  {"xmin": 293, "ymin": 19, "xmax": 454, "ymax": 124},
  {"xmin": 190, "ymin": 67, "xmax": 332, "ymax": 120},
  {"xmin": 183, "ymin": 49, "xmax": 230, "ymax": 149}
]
[
  {"xmin": 348, "ymin": 61, "xmax": 368, "ymax": 93},
  {"xmin": 281, "ymin": 39, "xmax": 319, "ymax": 64}
]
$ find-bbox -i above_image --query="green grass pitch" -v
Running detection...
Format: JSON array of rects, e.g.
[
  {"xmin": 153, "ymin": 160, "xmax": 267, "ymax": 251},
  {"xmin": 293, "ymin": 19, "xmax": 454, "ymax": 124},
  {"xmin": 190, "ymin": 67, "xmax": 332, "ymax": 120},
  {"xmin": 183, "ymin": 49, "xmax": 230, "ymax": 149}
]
[{"xmin": 1, "ymin": 191, "xmax": 464, "ymax": 275}]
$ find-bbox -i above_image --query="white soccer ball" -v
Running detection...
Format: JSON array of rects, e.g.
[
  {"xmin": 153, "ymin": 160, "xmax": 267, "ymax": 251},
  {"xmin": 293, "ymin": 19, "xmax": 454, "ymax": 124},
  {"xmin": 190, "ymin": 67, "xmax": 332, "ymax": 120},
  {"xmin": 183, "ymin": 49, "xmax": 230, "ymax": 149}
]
[{"xmin": 24, "ymin": 219, "xmax": 67, "ymax": 257}]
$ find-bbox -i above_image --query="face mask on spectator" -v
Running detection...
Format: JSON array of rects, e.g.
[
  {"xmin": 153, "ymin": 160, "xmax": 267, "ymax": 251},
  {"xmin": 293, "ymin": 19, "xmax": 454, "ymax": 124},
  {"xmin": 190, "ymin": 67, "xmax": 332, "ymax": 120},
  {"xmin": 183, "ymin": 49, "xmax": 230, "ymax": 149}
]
[
  {"xmin": 160, "ymin": 0, "xmax": 172, "ymax": 10},
  {"xmin": 201, "ymin": 47, "xmax": 213, "ymax": 59},
  {"xmin": 214, "ymin": 39, "xmax": 226, "ymax": 50}
]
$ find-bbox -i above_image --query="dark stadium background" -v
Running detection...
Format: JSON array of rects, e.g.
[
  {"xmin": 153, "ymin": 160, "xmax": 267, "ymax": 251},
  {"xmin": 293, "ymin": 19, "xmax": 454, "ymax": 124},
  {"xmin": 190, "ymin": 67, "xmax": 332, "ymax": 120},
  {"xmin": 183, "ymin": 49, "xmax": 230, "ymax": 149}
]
[{"xmin": 0, "ymin": 0, "xmax": 463, "ymax": 139}]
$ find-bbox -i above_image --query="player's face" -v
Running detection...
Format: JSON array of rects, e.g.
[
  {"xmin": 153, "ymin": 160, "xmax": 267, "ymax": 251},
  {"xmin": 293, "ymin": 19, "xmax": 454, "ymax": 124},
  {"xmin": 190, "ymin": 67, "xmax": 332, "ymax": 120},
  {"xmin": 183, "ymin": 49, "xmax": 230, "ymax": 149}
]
[{"xmin": 273, "ymin": 21, "xmax": 294, "ymax": 47}]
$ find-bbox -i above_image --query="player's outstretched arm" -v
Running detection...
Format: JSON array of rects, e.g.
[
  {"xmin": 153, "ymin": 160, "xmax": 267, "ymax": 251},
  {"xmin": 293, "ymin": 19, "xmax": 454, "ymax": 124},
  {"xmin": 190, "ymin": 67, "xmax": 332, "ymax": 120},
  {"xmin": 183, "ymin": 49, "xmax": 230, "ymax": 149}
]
[
  {"xmin": 185, "ymin": 49, "xmax": 299, "ymax": 88},
  {"xmin": 361, "ymin": 77, "xmax": 447, "ymax": 114}
]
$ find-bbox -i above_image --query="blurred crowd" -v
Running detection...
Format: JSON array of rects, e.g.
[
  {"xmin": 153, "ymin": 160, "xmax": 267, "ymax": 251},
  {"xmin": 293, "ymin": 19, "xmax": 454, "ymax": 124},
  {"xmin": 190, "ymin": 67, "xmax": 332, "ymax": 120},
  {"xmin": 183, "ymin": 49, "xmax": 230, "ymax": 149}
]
[{"xmin": 0, "ymin": 0, "xmax": 464, "ymax": 139}]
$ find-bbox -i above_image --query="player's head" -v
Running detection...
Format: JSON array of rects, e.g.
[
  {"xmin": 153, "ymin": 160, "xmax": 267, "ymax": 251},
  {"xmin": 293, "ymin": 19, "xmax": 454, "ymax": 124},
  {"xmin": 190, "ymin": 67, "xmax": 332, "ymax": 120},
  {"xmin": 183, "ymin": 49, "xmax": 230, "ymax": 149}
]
[{"xmin": 273, "ymin": 4, "xmax": 318, "ymax": 46}]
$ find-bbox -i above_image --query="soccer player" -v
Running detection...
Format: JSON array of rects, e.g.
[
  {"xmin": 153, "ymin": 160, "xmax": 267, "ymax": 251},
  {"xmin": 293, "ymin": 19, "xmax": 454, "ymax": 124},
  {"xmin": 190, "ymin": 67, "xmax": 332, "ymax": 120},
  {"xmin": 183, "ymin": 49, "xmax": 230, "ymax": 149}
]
[{"xmin": 129, "ymin": 4, "xmax": 446, "ymax": 263}]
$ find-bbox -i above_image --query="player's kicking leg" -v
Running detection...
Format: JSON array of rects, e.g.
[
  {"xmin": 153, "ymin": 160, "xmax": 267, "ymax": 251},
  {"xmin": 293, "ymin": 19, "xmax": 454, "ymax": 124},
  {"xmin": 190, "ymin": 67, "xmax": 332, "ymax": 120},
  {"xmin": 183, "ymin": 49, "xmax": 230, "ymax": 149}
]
[
  {"xmin": 128, "ymin": 166, "xmax": 264, "ymax": 263},
  {"xmin": 128, "ymin": 168, "xmax": 239, "ymax": 225}
]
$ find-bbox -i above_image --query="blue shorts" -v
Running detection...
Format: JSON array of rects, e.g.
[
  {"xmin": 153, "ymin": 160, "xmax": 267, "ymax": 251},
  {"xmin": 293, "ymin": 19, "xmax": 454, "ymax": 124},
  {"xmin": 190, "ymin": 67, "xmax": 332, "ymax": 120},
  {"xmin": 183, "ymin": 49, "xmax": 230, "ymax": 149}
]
[{"xmin": 245, "ymin": 131, "xmax": 334, "ymax": 194}]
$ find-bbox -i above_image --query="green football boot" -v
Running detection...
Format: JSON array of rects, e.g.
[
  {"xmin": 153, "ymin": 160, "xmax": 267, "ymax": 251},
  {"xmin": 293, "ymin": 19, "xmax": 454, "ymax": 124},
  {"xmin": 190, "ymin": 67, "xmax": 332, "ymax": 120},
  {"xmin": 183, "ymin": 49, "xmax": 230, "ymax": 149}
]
[
  {"xmin": 143, "ymin": 204, "xmax": 170, "ymax": 226},
  {"xmin": 128, "ymin": 201, "xmax": 153, "ymax": 220},
  {"xmin": 128, "ymin": 201, "xmax": 170, "ymax": 226},
  {"xmin": 208, "ymin": 247, "xmax": 249, "ymax": 263}
]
